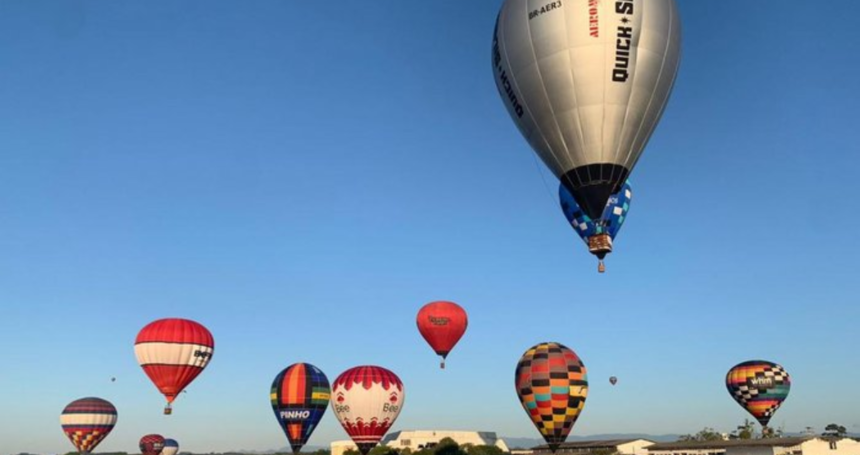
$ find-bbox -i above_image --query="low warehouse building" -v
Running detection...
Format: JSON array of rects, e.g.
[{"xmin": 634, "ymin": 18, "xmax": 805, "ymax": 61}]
[
  {"xmin": 647, "ymin": 437, "xmax": 860, "ymax": 455},
  {"xmin": 532, "ymin": 439, "xmax": 655, "ymax": 455}
]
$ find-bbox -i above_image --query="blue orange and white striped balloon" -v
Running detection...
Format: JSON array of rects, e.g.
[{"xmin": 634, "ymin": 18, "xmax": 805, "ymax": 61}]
[{"xmin": 271, "ymin": 363, "xmax": 331, "ymax": 454}]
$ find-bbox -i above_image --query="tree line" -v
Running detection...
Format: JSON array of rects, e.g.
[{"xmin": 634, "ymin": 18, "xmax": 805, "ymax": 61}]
[
  {"xmin": 679, "ymin": 421, "xmax": 851, "ymax": 441},
  {"xmin": 343, "ymin": 437, "xmax": 506, "ymax": 455}
]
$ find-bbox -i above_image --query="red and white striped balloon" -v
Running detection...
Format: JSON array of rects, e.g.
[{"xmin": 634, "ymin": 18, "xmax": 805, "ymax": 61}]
[
  {"xmin": 135, "ymin": 318, "xmax": 214, "ymax": 414},
  {"xmin": 330, "ymin": 366, "xmax": 405, "ymax": 455},
  {"xmin": 60, "ymin": 397, "xmax": 118, "ymax": 454}
]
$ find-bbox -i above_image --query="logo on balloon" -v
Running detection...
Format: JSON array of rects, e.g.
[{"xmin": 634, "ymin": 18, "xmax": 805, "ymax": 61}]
[
  {"xmin": 194, "ymin": 350, "xmax": 212, "ymax": 359},
  {"xmin": 528, "ymin": 1, "xmax": 562, "ymax": 21},
  {"xmin": 428, "ymin": 315, "xmax": 450, "ymax": 326},
  {"xmin": 280, "ymin": 410, "xmax": 312, "ymax": 420},
  {"xmin": 750, "ymin": 377, "xmax": 774, "ymax": 387},
  {"xmin": 612, "ymin": 0, "xmax": 635, "ymax": 82},
  {"xmin": 492, "ymin": 22, "xmax": 524, "ymax": 118},
  {"xmin": 383, "ymin": 403, "xmax": 400, "ymax": 413},
  {"xmin": 588, "ymin": 0, "xmax": 599, "ymax": 37}
]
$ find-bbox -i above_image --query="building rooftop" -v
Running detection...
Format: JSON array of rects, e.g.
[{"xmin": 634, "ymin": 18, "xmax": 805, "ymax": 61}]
[
  {"xmin": 648, "ymin": 437, "xmax": 818, "ymax": 451},
  {"xmin": 534, "ymin": 439, "xmax": 654, "ymax": 450}
]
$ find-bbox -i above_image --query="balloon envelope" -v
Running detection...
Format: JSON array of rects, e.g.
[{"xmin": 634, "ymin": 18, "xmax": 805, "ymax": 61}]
[
  {"xmin": 271, "ymin": 363, "xmax": 331, "ymax": 454},
  {"xmin": 493, "ymin": 0, "xmax": 681, "ymax": 219},
  {"xmin": 135, "ymin": 318, "xmax": 214, "ymax": 414},
  {"xmin": 416, "ymin": 301, "xmax": 468, "ymax": 368},
  {"xmin": 60, "ymin": 397, "xmax": 118, "ymax": 454},
  {"xmin": 560, "ymin": 181, "xmax": 632, "ymax": 243},
  {"xmin": 609, "ymin": 376, "xmax": 618, "ymax": 386},
  {"xmin": 140, "ymin": 434, "xmax": 165, "ymax": 455},
  {"xmin": 331, "ymin": 366, "xmax": 405, "ymax": 455},
  {"xmin": 726, "ymin": 360, "xmax": 791, "ymax": 427},
  {"xmin": 162, "ymin": 439, "xmax": 179, "ymax": 455},
  {"xmin": 516, "ymin": 342, "xmax": 588, "ymax": 452}
]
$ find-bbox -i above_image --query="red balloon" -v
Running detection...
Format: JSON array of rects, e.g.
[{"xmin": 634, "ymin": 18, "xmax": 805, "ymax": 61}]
[
  {"xmin": 140, "ymin": 434, "xmax": 165, "ymax": 455},
  {"xmin": 134, "ymin": 318, "xmax": 215, "ymax": 414},
  {"xmin": 416, "ymin": 301, "xmax": 468, "ymax": 369}
]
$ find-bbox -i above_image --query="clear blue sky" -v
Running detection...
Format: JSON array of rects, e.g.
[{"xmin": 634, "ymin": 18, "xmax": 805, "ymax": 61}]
[{"xmin": 1, "ymin": 1, "xmax": 859, "ymax": 453}]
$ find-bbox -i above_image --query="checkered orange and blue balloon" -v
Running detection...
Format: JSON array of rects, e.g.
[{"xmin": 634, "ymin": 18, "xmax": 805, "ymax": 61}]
[{"xmin": 726, "ymin": 360, "xmax": 791, "ymax": 427}]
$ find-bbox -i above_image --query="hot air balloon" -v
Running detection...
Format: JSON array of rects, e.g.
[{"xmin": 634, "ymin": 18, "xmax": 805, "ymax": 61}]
[
  {"xmin": 140, "ymin": 434, "xmax": 165, "ymax": 455},
  {"xmin": 516, "ymin": 342, "xmax": 588, "ymax": 453},
  {"xmin": 560, "ymin": 181, "xmax": 632, "ymax": 272},
  {"xmin": 726, "ymin": 360, "xmax": 791, "ymax": 429},
  {"xmin": 162, "ymin": 439, "xmax": 179, "ymax": 455},
  {"xmin": 331, "ymin": 366, "xmax": 405, "ymax": 455},
  {"xmin": 416, "ymin": 301, "xmax": 468, "ymax": 369},
  {"xmin": 492, "ymin": 0, "xmax": 681, "ymax": 220},
  {"xmin": 135, "ymin": 318, "xmax": 214, "ymax": 414},
  {"xmin": 271, "ymin": 363, "xmax": 331, "ymax": 454},
  {"xmin": 609, "ymin": 376, "xmax": 618, "ymax": 386},
  {"xmin": 60, "ymin": 397, "xmax": 118, "ymax": 454}
]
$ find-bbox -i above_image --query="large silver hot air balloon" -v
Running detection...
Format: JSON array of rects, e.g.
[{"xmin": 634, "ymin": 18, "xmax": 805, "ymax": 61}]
[{"xmin": 492, "ymin": 0, "xmax": 681, "ymax": 220}]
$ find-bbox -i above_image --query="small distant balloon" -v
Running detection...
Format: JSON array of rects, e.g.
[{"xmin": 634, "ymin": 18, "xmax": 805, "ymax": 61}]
[
  {"xmin": 610, "ymin": 376, "xmax": 618, "ymax": 386},
  {"xmin": 140, "ymin": 434, "xmax": 165, "ymax": 455},
  {"xmin": 162, "ymin": 438, "xmax": 179, "ymax": 455}
]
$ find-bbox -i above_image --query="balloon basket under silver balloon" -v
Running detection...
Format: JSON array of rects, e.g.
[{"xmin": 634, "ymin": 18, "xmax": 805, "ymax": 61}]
[{"xmin": 588, "ymin": 234, "xmax": 613, "ymax": 273}]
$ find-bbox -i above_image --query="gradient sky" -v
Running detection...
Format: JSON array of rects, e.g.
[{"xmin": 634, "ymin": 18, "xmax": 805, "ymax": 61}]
[{"xmin": 1, "ymin": 1, "xmax": 859, "ymax": 453}]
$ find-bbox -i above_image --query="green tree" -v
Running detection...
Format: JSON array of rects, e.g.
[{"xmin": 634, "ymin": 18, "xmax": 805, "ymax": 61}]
[
  {"xmin": 823, "ymin": 424, "xmax": 848, "ymax": 438},
  {"xmin": 679, "ymin": 427, "xmax": 724, "ymax": 442},
  {"xmin": 730, "ymin": 419, "xmax": 756, "ymax": 440},
  {"xmin": 344, "ymin": 449, "xmax": 361, "ymax": 455},
  {"xmin": 591, "ymin": 449, "xmax": 619, "ymax": 455},
  {"xmin": 368, "ymin": 446, "xmax": 400, "ymax": 455},
  {"xmin": 435, "ymin": 438, "xmax": 466, "ymax": 455}
]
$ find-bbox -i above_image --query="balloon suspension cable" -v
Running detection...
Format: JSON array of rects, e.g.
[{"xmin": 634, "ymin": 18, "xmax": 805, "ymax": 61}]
[{"xmin": 164, "ymin": 403, "xmax": 172, "ymax": 415}]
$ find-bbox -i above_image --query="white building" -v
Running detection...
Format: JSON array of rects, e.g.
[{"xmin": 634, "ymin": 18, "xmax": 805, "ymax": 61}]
[
  {"xmin": 330, "ymin": 430, "xmax": 510, "ymax": 455},
  {"xmin": 332, "ymin": 440, "xmax": 360, "ymax": 455},
  {"xmin": 647, "ymin": 437, "xmax": 860, "ymax": 455},
  {"xmin": 532, "ymin": 439, "xmax": 655, "ymax": 455}
]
